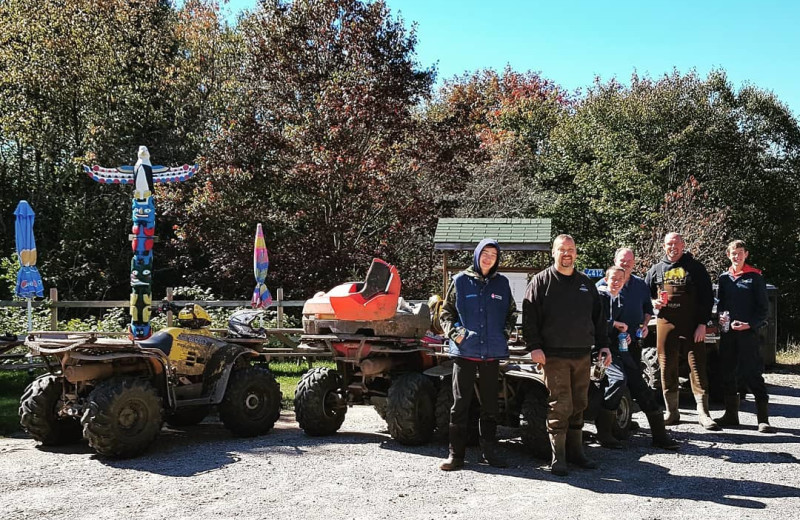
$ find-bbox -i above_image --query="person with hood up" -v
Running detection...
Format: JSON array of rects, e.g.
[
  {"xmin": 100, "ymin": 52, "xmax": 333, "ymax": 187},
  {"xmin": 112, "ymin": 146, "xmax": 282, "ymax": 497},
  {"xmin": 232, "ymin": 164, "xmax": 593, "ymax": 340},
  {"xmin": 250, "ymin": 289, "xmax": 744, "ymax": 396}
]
[
  {"xmin": 715, "ymin": 240, "xmax": 774, "ymax": 433},
  {"xmin": 438, "ymin": 238, "xmax": 517, "ymax": 471},
  {"xmin": 645, "ymin": 232, "xmax": 719, "ymax": 430}
]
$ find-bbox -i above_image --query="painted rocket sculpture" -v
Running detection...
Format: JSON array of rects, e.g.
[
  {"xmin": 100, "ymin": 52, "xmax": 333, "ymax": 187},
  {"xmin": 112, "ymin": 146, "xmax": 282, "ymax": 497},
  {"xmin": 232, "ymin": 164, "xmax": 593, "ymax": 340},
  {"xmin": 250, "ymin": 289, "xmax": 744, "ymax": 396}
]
[{"xmin": 84, "ymin": 146, "xmax": 197, "ymax": 339}]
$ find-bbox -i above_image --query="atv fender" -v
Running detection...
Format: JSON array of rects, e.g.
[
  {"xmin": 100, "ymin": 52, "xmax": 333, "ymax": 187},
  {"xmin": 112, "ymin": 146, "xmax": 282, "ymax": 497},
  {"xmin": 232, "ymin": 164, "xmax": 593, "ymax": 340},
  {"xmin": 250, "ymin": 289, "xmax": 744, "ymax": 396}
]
[{"xmin": 181, "ymin": 343, "xmax": 258, "ymax": 407}]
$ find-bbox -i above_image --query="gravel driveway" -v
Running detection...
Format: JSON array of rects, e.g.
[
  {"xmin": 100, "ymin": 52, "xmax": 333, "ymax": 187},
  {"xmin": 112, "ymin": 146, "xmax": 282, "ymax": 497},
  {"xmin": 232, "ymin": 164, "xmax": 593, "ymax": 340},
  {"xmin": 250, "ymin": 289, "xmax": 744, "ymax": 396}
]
[{"xmin": 2, "ymin": 372, "xmax": 799, "ymax": 520}]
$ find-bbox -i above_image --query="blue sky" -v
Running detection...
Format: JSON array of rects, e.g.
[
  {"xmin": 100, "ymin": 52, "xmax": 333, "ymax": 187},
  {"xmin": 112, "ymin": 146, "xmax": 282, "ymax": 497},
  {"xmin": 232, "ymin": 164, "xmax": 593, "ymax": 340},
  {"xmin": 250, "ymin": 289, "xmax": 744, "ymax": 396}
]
[{"xmin": 223, "ymin": 0, "xmax": 799, "ymax": 117}]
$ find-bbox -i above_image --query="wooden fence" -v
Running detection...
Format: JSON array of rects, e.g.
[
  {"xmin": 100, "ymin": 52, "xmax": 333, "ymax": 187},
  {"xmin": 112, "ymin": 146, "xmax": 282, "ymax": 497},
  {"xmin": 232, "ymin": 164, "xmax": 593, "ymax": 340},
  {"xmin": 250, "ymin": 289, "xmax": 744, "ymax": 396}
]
[{"xmin": 0, "ymin": 287, "xmax": 305, "ymax": 330}]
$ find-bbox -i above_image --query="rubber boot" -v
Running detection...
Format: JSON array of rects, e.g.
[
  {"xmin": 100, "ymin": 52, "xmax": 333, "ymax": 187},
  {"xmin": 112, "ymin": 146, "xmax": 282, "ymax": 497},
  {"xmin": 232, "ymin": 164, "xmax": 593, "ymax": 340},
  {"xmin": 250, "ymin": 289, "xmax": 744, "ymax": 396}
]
[
  {"xmin": 715, "ymin": 395, "xmax": 740, "ymax": 427},
  {"xmin": 478, "ymin": 418, "xmax": 508, "ymax": 467},
  {"xmin": 549, "ymin": 432, "xmax": 568, "ymax": 476},
  {"xmin": 565, "ymin": 427, "xmax": 597, "ymax": 469},
  {"xmin": 664, "ymin": 390, "xmax": 680, "ymax": 425},
  {"xmin": 439, "ymin": 424, "xmax": 465, "ymax": 471},
  {"xmin": 695, "ymin": 395, "xmax": 721, "ymax": 431},
  {"xmin": 594, "ymin": 409, "xmax": 622, "ymax": 449},
  {"xmin": 646, "ymin": 411, "xmax": 679, "ymax": 450},
  {"xmin": 756, "ymin": 399, "xmax": 775, "ymax": 433}
]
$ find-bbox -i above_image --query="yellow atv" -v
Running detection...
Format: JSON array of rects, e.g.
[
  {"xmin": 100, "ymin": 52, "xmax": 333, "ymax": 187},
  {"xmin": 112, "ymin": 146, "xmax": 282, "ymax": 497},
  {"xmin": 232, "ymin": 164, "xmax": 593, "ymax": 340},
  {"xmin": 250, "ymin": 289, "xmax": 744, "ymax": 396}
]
[{"xmin": 19, "ymin": 302, "xmax": 281, "ymax": 458}]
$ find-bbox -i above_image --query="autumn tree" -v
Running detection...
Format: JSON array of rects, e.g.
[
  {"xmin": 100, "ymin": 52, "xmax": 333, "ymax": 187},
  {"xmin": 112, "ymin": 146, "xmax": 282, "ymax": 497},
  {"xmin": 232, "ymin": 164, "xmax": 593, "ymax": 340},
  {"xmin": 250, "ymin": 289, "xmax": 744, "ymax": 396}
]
[{"xmin": 164, "ymin": 0, "xmax": 435, "ymax": 298}]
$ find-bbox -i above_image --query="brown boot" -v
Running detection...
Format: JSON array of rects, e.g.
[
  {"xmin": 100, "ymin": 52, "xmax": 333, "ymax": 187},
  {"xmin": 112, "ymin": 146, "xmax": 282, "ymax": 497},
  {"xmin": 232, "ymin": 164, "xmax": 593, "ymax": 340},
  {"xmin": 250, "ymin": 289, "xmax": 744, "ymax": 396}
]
[
  {"xmin": 646, "ymin": 411, "xmax": 679, "ymax": 450},
  {"xmin": 595, "ymin": 409, "xmax": 622, "ymax": 449},
  {"xmin": 664, "ymin": 390, "xmax": 680, "ymax": 425},
  {"xmin": 696, "ymin": 395, "xmax": 721, "ymax": 431},
  {"xmin": 566, "ymin": 427, "xmax": 596, "ymax": 469},
  {"xmin": 715, "ymin": 395, "xmax": 740, "ymax": 427},
  {"xmin": 549, "ymin": 432, "xmax": 568, "ymax": 476},
  {"xmin": 439, "ymin": 424, "xmax": 466, "ymax": 471},
  {"xmin": 756, "ymin": 399, "xmax": 775, "ymax": 433}
]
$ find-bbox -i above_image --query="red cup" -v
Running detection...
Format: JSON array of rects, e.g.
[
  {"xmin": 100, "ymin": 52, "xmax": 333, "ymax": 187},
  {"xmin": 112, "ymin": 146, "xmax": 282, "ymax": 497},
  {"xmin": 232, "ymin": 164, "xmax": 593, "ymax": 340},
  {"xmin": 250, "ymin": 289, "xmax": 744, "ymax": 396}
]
[{"xmin": 659, "ymin": 290, "xmax": 668, "ymax": 306}]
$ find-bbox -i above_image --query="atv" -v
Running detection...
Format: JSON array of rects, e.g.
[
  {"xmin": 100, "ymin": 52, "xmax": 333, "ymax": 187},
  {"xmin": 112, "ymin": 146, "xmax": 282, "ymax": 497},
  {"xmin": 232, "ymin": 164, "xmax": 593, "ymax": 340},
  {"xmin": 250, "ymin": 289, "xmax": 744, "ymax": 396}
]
[
  {"xmin": 425, "ymin": 338, "xmax": 633, "ymax": 460},
  {"xmin": 294, "ymin": 258, "xmax": 440, "ymax": 445},
  {"xmin": 19, "ymin": 302, "xmax": 281, "ymax": 458}
]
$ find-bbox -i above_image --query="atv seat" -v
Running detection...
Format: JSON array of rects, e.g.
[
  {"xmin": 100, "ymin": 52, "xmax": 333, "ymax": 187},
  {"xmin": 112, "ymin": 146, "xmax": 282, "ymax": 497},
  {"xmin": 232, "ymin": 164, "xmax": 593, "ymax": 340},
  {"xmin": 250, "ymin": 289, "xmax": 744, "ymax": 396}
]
[{"xmin": 302, "ymin": 258, "xmax": 401, "ymax": 321}]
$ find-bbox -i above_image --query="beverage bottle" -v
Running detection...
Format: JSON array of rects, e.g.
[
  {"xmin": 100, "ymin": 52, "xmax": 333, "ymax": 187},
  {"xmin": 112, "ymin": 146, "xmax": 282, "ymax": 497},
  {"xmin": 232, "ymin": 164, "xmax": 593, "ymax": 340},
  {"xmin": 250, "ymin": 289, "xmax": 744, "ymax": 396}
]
[
  {"xmin": 618, "ymin": 332, "xmax": 628, "ymax": 352},
  {"xmin": 720, "ymin": 311, "xmax": 730, "ymax": 333}
]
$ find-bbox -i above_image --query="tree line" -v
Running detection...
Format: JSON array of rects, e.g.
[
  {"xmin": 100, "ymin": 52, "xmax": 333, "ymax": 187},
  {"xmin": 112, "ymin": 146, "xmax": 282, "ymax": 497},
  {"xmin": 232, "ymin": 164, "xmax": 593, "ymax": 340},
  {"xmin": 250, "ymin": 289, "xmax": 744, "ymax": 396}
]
[{"xmin": 1, "ymin": 0, "xmax": 798, "ymax": 340}]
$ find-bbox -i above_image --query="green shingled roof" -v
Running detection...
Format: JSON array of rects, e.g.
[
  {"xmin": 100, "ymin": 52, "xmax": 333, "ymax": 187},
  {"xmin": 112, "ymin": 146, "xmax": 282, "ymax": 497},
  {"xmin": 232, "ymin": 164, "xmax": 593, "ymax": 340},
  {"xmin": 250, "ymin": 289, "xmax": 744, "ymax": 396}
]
[{"xmin": 433, "ymin": 218, "xmax": 552, "ymax": 251}]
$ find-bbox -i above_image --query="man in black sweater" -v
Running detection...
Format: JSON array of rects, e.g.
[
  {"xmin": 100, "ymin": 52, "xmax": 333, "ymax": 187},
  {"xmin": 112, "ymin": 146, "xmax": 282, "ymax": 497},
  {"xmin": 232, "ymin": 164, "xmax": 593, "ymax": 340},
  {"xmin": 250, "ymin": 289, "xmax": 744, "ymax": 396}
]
[
  {"xmin": 645, "ymin": 232, "xmax": 719, "ymax": 430},
  {"xmin": 523, "ymin": 234, "xmax": 611, "ymax": 476}
]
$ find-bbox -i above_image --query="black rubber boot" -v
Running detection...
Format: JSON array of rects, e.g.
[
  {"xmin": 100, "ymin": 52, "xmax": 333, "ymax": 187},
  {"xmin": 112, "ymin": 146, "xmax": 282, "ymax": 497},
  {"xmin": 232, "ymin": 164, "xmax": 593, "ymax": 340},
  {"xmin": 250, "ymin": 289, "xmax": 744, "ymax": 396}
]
[
  {"xmin": 715, "ymin": 395, "xmax": 740, "ymax": 427},
  {"xmin": 549, "ymin": 432, "xmax": 568, "ymax": 476},
  {"xmin": 565, "ymin": 427, "xmax": 597, "ymax": 469},
  {"xmin": 595, "ymin": 409, "xmax": 622, "ymax": 449},
  {"xmin": 756, "ymin": 400, "xmax": 775, "ymax": 433},
  {"xmin": 646, "ymin": 411, "xmax": 679, "ymax": 450},
  {"xmin": 440, "ymin": 424, "xmax": 466, "ymax": 471},
  {"xmin": 478, "ymin": 418, "xmax": 507, "ymax": 467}
]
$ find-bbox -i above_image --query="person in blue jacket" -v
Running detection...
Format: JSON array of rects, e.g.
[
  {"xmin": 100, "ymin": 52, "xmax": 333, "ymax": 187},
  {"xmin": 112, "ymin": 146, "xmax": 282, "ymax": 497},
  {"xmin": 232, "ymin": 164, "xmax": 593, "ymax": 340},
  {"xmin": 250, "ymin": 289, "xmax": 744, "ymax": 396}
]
[
  {"xmin": 438, "ymin": 238, "xmax": 517, "ymax": 471},
  {"xmin": 715, "ymin": 240, "xmax": 774, "ymax": 433}
]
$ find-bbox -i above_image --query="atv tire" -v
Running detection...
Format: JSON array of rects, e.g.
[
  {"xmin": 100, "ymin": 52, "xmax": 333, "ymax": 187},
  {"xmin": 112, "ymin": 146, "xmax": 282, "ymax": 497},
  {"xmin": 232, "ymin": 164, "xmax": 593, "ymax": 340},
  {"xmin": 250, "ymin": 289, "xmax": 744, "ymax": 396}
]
[
  {"xmin": 641, "ymin": 346, "xmax": 661, "ymax": 393},
  {"xmin": 220, "ymin": 367, "xmax": 281, "ymax": 437},
  {"xmin": 520, "ymin": 385, "xmax": 550, "ymax": 460},
  {"xmin": 165, "ymin": 405, "xmax": 211, "ymax": 428},
  {"xmin": 612, "ymin": 387, "xmax": 633, "ymax": 440},
  {"xmin": 19, "ymin": 375, "xmax": 82, "ymax": 446},
  {"xmin": 386, "ymin": 372, "xmax": 436, "ymax": 446},
  {"xmin": 294, "ymin": 367, "xmax": 347, "ymax": 436},
  {"xmin": 433, "ymin": 378, "xmax": 479, "ymax": 445},
  {"xmin": 82, "ymin": 378, "xmax": 163, "ymax": 458}
]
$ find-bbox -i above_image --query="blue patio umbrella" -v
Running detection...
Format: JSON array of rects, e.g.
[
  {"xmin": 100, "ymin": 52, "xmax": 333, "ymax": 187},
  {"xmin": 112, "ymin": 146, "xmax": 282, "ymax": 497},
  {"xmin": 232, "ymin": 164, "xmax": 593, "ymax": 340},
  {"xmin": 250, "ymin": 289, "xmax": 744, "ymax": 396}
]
[{"xmin": 14, "ymin": 201, "xmax": 44, "ymax": 331}]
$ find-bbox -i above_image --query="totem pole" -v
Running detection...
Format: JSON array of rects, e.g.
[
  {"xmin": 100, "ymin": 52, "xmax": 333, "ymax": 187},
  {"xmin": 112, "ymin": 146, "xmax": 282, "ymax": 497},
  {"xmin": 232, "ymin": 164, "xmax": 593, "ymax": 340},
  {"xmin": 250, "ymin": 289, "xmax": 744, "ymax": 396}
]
[{"xmin": 84, "ymin": 146, "xmax": 197, "ymax": 339}]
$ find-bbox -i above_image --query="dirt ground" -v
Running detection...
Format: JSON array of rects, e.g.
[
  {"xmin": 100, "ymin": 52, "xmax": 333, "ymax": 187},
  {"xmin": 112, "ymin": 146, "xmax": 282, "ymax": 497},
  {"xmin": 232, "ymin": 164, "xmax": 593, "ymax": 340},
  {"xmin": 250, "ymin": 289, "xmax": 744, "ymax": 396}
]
[{"xmin": 1, "ymin": 372, "xmax": 799, "ymax": 520}]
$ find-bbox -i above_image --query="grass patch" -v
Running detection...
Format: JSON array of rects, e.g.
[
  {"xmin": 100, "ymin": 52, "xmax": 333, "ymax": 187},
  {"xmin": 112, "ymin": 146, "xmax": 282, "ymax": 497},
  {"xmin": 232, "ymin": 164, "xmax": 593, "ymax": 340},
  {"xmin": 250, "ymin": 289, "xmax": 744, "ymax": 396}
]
[
  {"xmin": 269, "ymin": 360, "xmax": 334, "ymax": 409},
  {"xmin": 776, "ymin": 342, "xmax": 800, "ymax": 368},
  {"xmin": 0, "ymin": 371, "xmax": 35, "ymax": 436}
]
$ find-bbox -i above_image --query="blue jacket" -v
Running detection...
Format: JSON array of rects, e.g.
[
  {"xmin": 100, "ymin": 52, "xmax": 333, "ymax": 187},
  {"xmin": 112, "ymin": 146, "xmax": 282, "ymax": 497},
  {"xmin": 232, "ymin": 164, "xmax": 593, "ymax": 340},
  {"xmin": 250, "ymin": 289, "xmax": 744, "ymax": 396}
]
[{"xmin": 440, "ymin": 238, "xmax": 516, "ymax": 360}]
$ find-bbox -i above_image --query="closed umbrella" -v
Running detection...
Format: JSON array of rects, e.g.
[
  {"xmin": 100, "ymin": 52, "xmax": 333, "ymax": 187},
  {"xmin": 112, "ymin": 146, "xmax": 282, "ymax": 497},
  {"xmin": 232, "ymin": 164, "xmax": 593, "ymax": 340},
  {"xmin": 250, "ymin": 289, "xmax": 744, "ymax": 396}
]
[
  {"xmin": 14, "ymin": 200, "xmax": 44, "ymax": 331},
  {"xmin": 251, "ymin": 223, "xmax": 273, "ymax": 308}
]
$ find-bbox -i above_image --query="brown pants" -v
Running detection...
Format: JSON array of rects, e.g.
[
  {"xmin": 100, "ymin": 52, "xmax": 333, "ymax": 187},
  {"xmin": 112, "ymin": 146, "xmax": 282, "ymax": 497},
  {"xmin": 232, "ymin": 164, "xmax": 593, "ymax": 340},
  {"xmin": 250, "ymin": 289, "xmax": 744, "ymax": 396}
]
[
  {"xmin": 656, "ymin": 318, "xmax": 709, "ymax": 400},
  {"xmin": 542, "ymin": 355, "xmax": 591, "ymax": 434}
]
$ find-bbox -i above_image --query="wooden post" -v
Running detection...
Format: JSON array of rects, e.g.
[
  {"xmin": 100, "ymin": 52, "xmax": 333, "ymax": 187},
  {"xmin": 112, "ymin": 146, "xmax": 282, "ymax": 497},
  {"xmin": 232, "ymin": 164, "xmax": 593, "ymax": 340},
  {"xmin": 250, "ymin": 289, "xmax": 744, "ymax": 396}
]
[
  {"xmin": 49, "ymin": 288, "xmax": 58, "ymax": 331},
  {"xmin": 166, "ymin": 287, "xmax": 173, "ymax": 327},
  {"xmin": 276, "ymin": 288, "xmax": 284, "ymax": 328},
  {"xmin": 441, "ymin": 251, "xmax": 446, "ymax": 296}
]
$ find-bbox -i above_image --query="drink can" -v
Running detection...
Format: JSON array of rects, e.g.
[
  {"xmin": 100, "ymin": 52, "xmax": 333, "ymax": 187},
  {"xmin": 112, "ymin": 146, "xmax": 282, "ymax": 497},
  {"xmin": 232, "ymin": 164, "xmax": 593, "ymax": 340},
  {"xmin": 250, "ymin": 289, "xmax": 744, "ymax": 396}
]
[
  {"xmin": 659, "ymin": 290, "xmax": 668, "ymax": 306},
  {"xmin": 721, "ymin": 311, "xmax": 730, "ymax": 333},
  {"xmin": 635, "ymin": 327, "xmax": 643, "ymax": 339},
  {"xmin": 618, "ymin": 332, "xmax": 628, "ymax": 352}
]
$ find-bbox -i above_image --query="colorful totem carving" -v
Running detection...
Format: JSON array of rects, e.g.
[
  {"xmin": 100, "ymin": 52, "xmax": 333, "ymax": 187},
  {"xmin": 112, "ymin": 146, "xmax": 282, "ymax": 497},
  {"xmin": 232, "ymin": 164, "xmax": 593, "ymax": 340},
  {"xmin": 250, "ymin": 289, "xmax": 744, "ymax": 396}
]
[{"xmin": 84, "ymin": 146, "xmax": 197, "ymax": 339}]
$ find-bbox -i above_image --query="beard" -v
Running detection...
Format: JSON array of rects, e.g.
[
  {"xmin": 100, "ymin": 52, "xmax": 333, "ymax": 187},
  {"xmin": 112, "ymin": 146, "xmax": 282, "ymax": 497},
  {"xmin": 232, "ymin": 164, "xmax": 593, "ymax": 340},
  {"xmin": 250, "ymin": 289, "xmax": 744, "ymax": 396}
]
[{"xmin": 559, "ymin": 257, "xmax": 574, "ymax": 268}]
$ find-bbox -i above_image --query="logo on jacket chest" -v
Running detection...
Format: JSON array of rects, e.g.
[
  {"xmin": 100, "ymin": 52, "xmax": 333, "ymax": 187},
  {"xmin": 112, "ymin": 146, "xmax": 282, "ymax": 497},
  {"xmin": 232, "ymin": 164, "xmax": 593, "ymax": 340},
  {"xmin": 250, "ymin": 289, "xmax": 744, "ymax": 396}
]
[{"xmin": 490, "ymin": 293, "xmax": 503, "ymax": 300}]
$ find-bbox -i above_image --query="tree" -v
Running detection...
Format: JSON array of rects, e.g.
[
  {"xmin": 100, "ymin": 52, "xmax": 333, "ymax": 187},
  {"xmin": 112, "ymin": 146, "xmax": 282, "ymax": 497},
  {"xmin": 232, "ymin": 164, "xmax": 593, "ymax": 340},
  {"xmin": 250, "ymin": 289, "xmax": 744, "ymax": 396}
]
[{"xmin": 164, "ymin": 0, "xmax": 436, "ymax": 298}]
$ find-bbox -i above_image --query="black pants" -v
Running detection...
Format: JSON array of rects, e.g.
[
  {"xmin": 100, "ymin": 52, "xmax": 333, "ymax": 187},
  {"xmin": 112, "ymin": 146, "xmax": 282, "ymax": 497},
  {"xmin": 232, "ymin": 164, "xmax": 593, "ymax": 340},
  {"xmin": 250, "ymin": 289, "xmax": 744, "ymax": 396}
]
[
  {"xmin": 450, "ymin": 358, "xmax": 500, "ymax": 437},
  {"xmin": 604, "ymin": 350, "xmax": 660, "ymax": 413},
  {"xmin": 720, "ymin": 330, "xmax": 768, "ymax": 401}
]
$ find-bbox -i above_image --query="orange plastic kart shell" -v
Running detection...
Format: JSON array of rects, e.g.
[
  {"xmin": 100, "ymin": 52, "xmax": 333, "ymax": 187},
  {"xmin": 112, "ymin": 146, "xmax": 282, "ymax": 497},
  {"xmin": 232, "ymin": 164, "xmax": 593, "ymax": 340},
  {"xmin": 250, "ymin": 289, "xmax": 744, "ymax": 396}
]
[{"xmin": 302, "ymin": 258, "xmax": 401, "ymax": 321}]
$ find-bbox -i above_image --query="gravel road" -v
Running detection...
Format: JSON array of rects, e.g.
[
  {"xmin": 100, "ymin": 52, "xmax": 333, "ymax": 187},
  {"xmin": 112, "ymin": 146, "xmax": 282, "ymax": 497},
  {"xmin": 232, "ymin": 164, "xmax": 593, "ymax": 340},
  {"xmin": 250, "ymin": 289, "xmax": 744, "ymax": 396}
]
[{"xmin": 1, "ymin": 372, "xmax": 799, "ymax": 520}]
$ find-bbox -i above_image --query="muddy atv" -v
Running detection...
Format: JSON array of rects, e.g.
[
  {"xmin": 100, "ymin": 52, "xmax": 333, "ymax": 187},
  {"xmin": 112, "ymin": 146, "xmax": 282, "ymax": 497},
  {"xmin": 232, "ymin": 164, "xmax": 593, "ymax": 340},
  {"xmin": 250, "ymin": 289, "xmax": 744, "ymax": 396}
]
[
  {"xmin": 425, "ymin": 342, "xmax": 633, "ymax": 460},
  {"xmin": 294, "ymin": 258, "xmax": 441, "ymax": 445},
  {"xmin": 19, "ymin": 303, "xmax": 281, "ymax": 458}
]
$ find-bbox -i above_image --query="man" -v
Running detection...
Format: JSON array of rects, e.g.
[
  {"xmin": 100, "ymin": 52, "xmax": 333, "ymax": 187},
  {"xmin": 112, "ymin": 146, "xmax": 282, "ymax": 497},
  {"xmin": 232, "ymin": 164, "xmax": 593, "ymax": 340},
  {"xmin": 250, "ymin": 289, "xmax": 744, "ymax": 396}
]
[
  {"xmin": 598, "ymin": 248, "xmax": 653, "ymax": 350},
  {"xmin": 523, "ymin": 234, "xmax": 611, "ymax": 476},
  {"xmin": 439, "ymin": 238, "xmax": 517, "ymax": 471},
  {"xmin": 596, "ymin": 266, "xmax": 679, "ymax": 450},
  {"xmin": 645, "ymin": 232, "xmax": 719, "ymax": 430},
  {"xmin": 597, "ymin": 247, "xmax": 654, "ymax": 431},
  {"xmin": 715, "ymin": 240, "xmax": 774, "ymax": 433}
]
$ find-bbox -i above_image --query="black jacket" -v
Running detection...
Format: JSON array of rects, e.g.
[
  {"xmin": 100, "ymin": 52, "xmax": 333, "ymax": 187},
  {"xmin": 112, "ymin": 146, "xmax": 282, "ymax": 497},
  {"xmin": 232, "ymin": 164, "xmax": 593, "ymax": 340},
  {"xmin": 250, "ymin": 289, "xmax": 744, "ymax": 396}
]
[{"xmin": 645, "ymin": 252, "xmax": 713, "ymax": 327}]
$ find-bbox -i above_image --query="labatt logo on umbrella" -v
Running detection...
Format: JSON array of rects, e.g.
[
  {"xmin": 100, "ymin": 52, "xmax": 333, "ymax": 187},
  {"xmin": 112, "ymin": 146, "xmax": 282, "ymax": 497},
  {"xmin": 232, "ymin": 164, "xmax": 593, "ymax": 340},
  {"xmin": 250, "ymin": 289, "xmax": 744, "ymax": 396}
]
[
  {"xmin": 252, "ymin": 223, "xmax": 273, "ymax": 308},
  {"xmin": 14, "ymin": 200, "xmax": 44, "ymax": 299}
]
